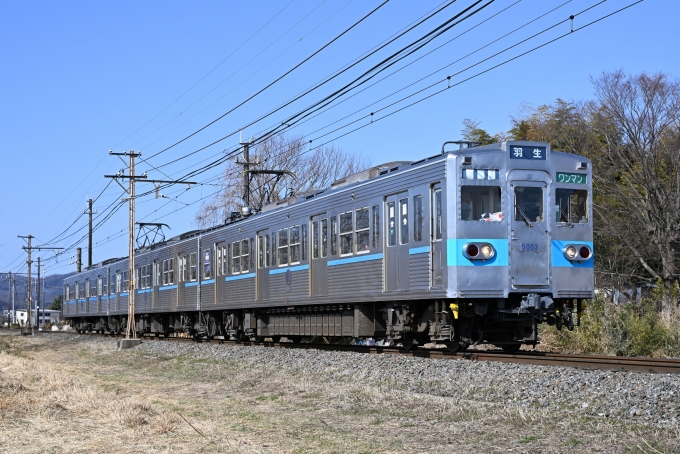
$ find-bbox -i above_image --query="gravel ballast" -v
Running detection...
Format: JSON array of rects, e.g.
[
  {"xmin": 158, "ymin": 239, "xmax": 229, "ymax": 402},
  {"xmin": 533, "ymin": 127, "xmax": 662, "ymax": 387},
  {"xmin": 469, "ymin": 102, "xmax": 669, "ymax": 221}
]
[{"xmin": 68, "ymin": 334, "xmax": 680, "ymax": 427}]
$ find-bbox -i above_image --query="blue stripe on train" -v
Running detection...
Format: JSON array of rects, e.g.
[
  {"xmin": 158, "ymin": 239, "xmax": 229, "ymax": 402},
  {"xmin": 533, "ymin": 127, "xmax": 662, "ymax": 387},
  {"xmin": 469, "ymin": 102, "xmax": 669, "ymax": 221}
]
[
  {"xmin": 328, "ymin": 253, "xmax": 383, "ymax": 267},
  {"xmin": 225, "ymin": 273, "xmax": 256, "ymax": 282},
  {"xmin": 270, "ymin": 264, "xmax": 309, "ymax": 275}
]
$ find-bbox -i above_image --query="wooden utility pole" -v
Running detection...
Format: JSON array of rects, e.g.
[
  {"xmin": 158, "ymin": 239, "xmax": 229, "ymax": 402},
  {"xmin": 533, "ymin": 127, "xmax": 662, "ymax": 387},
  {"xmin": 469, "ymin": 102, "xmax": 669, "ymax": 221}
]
[
  {"xmin": 19, "ymin": 236, "xmax": 62, "ymax": 334},
  {"xmin": 85, "ymin": 199, "xmax": 97, "ymax": 268},
  {"xmin": 106, "ymin": 150, "xmax": 196, "ymax": 339}
]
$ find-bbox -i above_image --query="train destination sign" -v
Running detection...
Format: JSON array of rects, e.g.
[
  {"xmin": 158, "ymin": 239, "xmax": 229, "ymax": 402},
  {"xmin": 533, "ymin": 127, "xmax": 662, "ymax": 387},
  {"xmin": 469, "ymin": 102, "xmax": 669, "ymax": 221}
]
[
  {"xmin": 556, "ymin": 172, "xmax": 587, "ymax": 184},
  {"xmin": 509, "ymin": 145, "xmax": 546, "ymax": 160}
]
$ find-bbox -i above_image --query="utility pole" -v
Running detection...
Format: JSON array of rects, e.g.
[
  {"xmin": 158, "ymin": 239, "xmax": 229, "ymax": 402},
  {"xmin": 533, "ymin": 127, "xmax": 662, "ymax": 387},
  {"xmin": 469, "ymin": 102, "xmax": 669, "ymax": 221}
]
[
  {"xmin": 5, "ymin": 272, "xmax": 10, "ymax": 326},
  {"xmin": 85, "ymin": 199, "xmax": 97, "ymax": 268},
  {"xmin": 19, "ymin": 236, "xmax": 63, "ymax": 334},
  {"xmin": 106, "ymin": 150, "xmax": 196, "ymax": 340},
  {"xmin": 37, "ymin": 257, "xmax": 41, "ymax": 329},
  {"xmin": 235, "ymin": 137, "xmax": 294, "ymax": 214},
  {"xmin": 76, "ymin": 248, "xmax": 82, "ymax": 273}
]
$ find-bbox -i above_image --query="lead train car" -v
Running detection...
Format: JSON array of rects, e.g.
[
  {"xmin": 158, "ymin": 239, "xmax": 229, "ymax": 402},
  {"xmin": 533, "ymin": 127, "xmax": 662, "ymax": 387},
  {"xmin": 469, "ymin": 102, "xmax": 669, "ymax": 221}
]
[{"xmin": 64, "ymin": 141, "xmax": 594, "ymax": 352}]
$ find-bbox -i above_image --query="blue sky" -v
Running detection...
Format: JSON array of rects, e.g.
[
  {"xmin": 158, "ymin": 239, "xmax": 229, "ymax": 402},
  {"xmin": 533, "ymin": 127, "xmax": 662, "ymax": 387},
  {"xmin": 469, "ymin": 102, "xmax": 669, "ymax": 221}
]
[{"xmin": 0, "ymin": 0, "xmax": 676, "ymax": 276}]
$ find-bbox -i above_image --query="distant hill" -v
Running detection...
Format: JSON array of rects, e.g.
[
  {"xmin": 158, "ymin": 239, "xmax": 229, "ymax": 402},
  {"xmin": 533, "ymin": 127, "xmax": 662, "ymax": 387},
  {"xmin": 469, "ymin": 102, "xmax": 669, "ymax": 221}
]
[{"xmin": 0, "ymin": 272, "xmax": 75, "ymax": 312}]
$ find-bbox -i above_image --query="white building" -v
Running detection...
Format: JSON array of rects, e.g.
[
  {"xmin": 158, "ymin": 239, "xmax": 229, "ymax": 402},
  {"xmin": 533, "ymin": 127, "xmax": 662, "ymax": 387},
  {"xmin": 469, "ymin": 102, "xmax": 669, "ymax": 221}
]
[{"xmin": 14, "ymin": 309, "xmax": 61, "ymax": 326}]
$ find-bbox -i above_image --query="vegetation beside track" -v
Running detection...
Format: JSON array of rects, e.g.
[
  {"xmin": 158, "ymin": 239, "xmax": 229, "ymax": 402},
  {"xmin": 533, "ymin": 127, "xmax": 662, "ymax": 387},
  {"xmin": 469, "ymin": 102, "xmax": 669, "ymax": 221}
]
[{"xmin": 541, "ymin": 284, "xmax": 680, "ymax": 358}]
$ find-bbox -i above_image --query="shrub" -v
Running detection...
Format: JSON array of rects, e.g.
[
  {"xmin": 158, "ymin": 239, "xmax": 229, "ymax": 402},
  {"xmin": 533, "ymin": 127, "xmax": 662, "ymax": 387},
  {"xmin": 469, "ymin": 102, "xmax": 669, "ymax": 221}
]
[{"xmin": 540, "ymin": 283, "xmax": 680, "ymax": 357}]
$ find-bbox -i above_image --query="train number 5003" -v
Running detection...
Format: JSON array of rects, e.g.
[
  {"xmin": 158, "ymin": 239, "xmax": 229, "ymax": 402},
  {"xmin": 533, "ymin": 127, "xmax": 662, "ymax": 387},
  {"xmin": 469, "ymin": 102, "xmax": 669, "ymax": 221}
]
[{"xmin": 521, "ymin": 243, "xmax": 539, "ymax": 251}]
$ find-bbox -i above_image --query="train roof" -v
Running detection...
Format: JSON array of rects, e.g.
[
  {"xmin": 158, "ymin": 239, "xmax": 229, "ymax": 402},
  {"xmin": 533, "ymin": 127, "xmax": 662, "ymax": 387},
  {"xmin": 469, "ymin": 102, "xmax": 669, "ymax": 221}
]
[{"xmin": 78, "ymin": 140, "xmax": 582, "ymax": 271}]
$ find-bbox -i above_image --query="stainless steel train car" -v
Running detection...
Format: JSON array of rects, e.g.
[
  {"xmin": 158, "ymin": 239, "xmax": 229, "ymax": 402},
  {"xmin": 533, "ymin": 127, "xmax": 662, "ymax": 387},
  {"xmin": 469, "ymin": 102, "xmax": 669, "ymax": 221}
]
[{"xmin": 63, "ymin": 140, "xmax": 594, "ymax": 352}]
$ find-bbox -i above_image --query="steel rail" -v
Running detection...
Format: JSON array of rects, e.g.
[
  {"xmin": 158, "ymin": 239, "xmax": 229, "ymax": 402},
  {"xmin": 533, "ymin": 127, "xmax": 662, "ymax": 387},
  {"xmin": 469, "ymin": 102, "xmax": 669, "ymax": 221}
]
[{"xmin": 17, "ymin": 328, "xmax": 680, "ymax": 374}]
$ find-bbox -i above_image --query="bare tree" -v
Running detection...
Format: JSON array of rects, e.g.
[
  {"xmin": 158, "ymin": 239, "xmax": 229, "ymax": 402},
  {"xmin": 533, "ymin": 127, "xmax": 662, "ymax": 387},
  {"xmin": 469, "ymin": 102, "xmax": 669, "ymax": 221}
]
[
  {"xmin": 590, "ymin": 71, "xmax": 680, "ymax": 286},
  {"xmin": 195, "ymin": 133, "xmax": 372, "ymax": 228}
]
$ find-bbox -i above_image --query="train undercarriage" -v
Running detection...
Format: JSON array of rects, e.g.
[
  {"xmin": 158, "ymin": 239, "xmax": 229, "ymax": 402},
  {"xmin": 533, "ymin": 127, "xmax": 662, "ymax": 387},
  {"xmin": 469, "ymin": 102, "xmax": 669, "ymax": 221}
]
[{"xmin": 69, "ymin": 295, "xmax": 583, "ymax": 353}]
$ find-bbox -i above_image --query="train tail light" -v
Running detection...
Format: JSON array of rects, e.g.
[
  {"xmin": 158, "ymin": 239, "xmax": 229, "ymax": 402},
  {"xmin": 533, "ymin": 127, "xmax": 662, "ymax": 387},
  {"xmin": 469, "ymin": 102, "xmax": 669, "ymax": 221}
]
[
  {"xmin": 463, "ymin": 242, "xmax": 495, "ymax": 260},
  {"xmin": 563, "ymin": 244, "xmax": 592, "ymax": 262}
]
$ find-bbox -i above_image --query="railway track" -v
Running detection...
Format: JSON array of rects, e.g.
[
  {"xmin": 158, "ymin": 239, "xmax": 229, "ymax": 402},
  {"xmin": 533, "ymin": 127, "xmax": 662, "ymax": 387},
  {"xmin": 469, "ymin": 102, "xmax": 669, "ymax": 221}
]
[{"xmin": 9, "ymin": 328, "xmax": 680, "ymax": 375}]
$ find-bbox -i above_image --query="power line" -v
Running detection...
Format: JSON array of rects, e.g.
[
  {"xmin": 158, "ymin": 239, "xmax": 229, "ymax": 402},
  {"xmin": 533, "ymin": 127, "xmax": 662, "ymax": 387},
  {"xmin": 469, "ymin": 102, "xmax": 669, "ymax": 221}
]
[
  {"xmin": 111, "ymin": 0, "xmax": 297, "ymax": 149},
  {"xmin": 145, "ymin": 0, "xmax": 391, "ymax": 160}
]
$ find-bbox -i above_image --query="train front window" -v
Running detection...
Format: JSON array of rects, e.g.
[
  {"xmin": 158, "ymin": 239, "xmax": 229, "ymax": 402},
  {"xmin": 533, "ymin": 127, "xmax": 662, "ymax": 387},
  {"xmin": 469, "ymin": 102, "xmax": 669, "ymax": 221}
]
[
  {"xmin": 514, "ymin": 187, "xmax": 544, "ymax": 223},
  {"xmin": 461, "ymin": 186, "xmax": 502, "ymax": 221},
  {"xmin": 556, "ymin": 188, "xmax": 588, "ymax": 224}
]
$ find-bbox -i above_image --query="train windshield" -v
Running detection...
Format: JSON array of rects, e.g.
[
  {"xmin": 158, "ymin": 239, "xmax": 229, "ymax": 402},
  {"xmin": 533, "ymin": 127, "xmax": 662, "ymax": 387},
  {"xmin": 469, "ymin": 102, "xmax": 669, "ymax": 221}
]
[
  {"xmin": 460, "ymin": 186, "xmax": 502, "ymax": 221},
  {"xmin": 514, "ymin": 187, "xmax": 544, "ymax": 223},
  {"xmin": 556, "ymin": 188, "xmax": 588, "ymax": 224}
]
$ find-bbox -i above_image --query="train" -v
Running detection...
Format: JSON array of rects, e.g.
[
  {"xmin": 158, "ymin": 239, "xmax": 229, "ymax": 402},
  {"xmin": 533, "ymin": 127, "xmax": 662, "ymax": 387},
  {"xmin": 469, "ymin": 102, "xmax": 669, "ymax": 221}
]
[{"xmin": 63, "ymin": 140, "xmax": 594, "ymax": 352}]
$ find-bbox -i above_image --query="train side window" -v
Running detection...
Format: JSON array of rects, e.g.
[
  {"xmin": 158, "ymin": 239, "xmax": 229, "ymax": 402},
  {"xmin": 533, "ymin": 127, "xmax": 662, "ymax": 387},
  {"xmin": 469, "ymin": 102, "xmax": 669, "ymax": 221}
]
[
  {"xmin": 461, "ymin": 186, "xmax": 502, "ymax": 221},
  {"xmin": 302, "ymin": 225, "xmax": 308, "ymax": 261},
  {"xmin": 278, "ymin": 228, "xmax": 289, "ymax": 265},
  {"xmin": 339, "ymin": 211, "xmax": 353, "ymax": 256},
  {"xmin": 413, "ymin": 195, "xmax": 423, "ymax": 242},
  {"xmin": 154, "ymin": 261, "xmax": 160, "ymax": 286},
  {"xmin": 356, "ymin": 207, "xmax": 369, "ymax": 253},
  {"xmin": 271, "ymin": 232, "xmax": 277, "ymax": 266},
  {"xmin": 330, "ymin": 216, "xmax": 338, "ymax": 255},
  {"xmin": 169, "ymin": 258, "xmax": 175, "ymax": 284},
  {"xmin": 242, "ymin": 239, "xmax": 250, "ymax": 273},
  {"xmin": 372, "ymin": 206, "xmax": 380, "ymax": 249},
  {"xmin": 98, "ymin": 277, "xmax": 102, "ymax": 296},
  {"xmin": 514, "ymin": 187, "xmax": 544, "ymax": 223},
  {"xmin": 85, "ymin": 279, "xmax": 89, "ymax": 298},
  {"xmin": 556, "ymin": 188, "xmax": 588, "ymax": 224},
  {"xmin": 312, "ymin": 221, "xmax": 319, "ymax": 259},
  {"xmin": 399, "ymin": 199, "xmax": 409, "ymax": 245},
  {"xmin": 204, "ymin": 249, "xmax": 212, "ymax": 278},
  {"xmin": 190, "ymin": 253, "xmax": 197, "ymax": 281},
  {"xmin": 222, "ymin": 246, "xmax": 228, "ymax": 273},
  {"xmin": 232, "ymin": 242, "xmax": 240, "ymax": 274},
  {"xmin": 249, "ymin": 238, "xmax": 255, "ymax": 270},
  {"xmin": 290, "ymin": 226, "xmax": 301, "ymax": 264},
  {"xmin": 321, "ymin": 219, "xmax": 328, "ymax": 257},
  {"xmin": 433, "ymin": 189, "xmax": 442, "ymax": 240},
  {"xmin": 387, "ymin": 201, "xmax": 396, "ymax": 246},
  {"xmin": 217, "ymin": 246, "xmax": 223, "ymax": 276},
  {"xmin": 264, "ymin": 235, "xmax": 270, "ymax": 267},
  {"xmin": 258, "ymin": 236, "xmax": 265, "ymax": 269},
  {"xmin": 103, "ymin": 276, "xmax": 108, "ymax": 294},
  {"xmin": 163, "ymin": 260, "xmax": 168, "ymax": 285},
  {"xmin": 116, "ymin": 272, "xmax": 121, "ymax": 293},
  {"xmin": 123, "ymin": 271, "xmax": 129, "ymax": 292}
]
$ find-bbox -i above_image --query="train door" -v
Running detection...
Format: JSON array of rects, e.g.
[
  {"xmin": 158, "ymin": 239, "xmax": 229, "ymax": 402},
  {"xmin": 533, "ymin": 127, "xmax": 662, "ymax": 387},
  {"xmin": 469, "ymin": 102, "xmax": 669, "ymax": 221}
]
[
  {"xmin": 430, "ymin": 185, "xmax": 444, "ymax": 288},
  {"xmin": 508, "ymin": 171, "xmax": 551, "ymax": 286},
  {"xmin": 384, "ymin": 192, "xmax": 410, "ymax": 291},
  {"xmin": 256, "ymin": 232, "xmax": 270, "ymax": 301},
  {"xmin": 310, "ymin": 214, "xmax": 328, "ymax": 296}
]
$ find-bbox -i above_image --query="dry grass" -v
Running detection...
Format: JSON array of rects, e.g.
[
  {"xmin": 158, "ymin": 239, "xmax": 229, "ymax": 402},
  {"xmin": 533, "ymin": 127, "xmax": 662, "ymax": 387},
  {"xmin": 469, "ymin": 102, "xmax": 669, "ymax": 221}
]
[{"xmin": 1, "ymin": 332, "xmax": 679, "ymax": 453}]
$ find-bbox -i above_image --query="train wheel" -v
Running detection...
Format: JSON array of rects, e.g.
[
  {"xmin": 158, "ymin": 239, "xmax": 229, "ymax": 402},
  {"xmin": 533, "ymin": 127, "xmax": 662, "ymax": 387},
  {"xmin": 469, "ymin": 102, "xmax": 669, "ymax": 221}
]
[{"xmin": 501, "ymin": 344, "xmax": 521, "ymax": 354}]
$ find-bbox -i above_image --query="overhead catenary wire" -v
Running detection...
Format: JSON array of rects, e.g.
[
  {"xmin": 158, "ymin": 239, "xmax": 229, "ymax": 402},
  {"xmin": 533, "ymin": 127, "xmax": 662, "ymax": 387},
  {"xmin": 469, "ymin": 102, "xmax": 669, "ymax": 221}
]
[
  {"xmin": 144, "ymin": 0, "xmax": 391, "ymax": 161},
  {"xmin": 39, "ymin": 0, "xmax": 642, "ymax": 269},
  {"xmin": 111, "ymin": 0, "xmax": 297, "ymax": 149}
]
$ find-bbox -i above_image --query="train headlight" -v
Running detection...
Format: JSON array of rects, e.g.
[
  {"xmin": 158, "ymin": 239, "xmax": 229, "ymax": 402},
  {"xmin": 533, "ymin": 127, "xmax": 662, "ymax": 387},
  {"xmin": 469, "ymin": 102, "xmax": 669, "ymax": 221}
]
[
  {"xmin": 564, "ymin": 245, "xmax": 577, "ymax": 260},
  {"xmin": 480, "ymin": 244, "xmax": 495, "ymax": 259},
  {"xmin": 463, "ymin": 242, "xmax": 495, "ymax": 260},
  {"xmin": 563, "ymin": 244, "xmax": 592, "ymax": 262}
]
